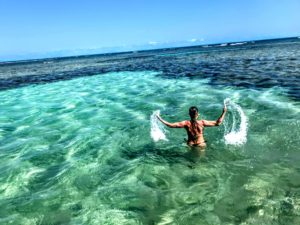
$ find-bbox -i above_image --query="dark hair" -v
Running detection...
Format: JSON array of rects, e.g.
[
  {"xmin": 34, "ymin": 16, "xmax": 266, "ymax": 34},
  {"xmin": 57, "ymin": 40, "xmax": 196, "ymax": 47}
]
[{"xmin": 189, "ymin": 106, "xmax": 199, "ymax": 119}]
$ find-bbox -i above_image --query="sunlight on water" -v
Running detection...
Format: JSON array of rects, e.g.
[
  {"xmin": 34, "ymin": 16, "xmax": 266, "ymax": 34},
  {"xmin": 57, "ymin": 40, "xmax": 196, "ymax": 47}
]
[{"xmin": 0, "ymin": 71, "xmax": 300, "ymax": 225}]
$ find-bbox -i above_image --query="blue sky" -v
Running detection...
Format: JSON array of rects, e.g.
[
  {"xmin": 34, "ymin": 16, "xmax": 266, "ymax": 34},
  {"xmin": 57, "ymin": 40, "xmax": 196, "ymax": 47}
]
[{"xmin": 0, "ymin": 0, "xmax": 299, "ymax": 61}]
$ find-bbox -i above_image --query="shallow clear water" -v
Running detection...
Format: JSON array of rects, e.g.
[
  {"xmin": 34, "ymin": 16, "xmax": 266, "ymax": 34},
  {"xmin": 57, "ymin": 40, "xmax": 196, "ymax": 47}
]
[{"xmin": 1, "ymin": 70, "xmax": 300, "ymax": 224}]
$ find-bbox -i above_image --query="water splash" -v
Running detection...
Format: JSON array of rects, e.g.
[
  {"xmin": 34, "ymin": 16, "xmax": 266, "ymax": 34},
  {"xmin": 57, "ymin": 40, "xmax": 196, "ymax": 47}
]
[
  {"xmin": 150, "ymin": 110, "xmax": 168, "ymax": 142},
  {"xmin": 223, "ymin": 98, "xmax": 248, "ymax": 146}
]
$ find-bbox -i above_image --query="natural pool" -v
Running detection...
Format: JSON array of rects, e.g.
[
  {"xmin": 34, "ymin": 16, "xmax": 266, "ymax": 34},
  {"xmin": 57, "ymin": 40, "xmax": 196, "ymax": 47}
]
[{"xmin": 1, "ymin": 70, "xmax": 299, "ymax": 224}]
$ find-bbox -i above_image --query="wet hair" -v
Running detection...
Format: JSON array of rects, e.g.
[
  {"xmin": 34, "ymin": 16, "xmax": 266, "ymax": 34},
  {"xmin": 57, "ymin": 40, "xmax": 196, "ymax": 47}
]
[{"xmin": 189, "ymin": 106, "xmax": 199, "ymax": 120}]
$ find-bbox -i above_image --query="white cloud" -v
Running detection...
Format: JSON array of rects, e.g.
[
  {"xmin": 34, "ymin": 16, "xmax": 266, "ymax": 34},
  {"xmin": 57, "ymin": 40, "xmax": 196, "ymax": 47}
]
[
  {"xmin": 189, "ymin": 38, "xmax": 198, "ymax": 42},
  {"xmin": 148, "ymin": 41, "xmax": 158, "ymax": 45},
  {"xmin": 189, "ymin": 38, "xmax": 205, "ymax": 43}
]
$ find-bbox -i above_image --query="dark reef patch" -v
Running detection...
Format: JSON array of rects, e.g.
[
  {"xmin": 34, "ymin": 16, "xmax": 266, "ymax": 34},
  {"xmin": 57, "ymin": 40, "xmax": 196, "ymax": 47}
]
[{"xmin": 1, "ymin": 38, "xmax": 300, "ymax": 100}]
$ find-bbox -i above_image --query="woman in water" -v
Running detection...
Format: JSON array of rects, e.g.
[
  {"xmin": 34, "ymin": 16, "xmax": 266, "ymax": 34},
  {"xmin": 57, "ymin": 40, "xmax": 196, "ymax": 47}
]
[{"xmin": 157, "ymin": 104, "xmax": 227, "ymax": 149}]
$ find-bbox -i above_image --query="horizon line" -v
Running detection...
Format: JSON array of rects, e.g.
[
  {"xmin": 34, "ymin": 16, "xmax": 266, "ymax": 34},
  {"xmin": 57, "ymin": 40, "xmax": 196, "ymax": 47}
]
[{"xmin": 1, "ymin": 36, "xmax": 299, "ymax": 64}]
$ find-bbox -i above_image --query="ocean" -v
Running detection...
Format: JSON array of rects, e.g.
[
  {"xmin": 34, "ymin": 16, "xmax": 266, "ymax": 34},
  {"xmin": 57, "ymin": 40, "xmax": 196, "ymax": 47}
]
[{"xmin": 0, "ymin": 38, "xmax": 300, "ymax": 224}]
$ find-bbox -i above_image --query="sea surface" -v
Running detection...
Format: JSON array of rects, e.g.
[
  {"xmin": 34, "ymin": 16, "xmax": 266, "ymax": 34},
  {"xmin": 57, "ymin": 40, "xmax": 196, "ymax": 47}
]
[{"xmin": 0, "ymin": 38, "xmax": 300, "ymax": 224}]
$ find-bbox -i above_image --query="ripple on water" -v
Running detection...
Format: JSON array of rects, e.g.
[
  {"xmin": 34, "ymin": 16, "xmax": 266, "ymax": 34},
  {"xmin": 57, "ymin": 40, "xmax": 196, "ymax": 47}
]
[{"xmin": 0, "ymin": 71, "xmax": 299, "ymax": 224}]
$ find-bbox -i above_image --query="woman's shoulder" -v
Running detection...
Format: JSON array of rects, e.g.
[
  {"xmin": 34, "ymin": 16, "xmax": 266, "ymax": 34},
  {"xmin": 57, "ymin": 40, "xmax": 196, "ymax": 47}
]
[{"xmin": 197, "ymin": 120, "xmax": 205, "ymax": 126}]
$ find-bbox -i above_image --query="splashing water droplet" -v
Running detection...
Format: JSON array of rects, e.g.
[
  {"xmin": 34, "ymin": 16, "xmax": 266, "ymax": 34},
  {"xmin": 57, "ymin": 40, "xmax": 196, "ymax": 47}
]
[
  {"xmin": 223, "ymin": 99, "xmax": 248, "ymax": 146},
  {"xmin": 150, "ymin": 110, "xmax": 168, "ymax": 142}
]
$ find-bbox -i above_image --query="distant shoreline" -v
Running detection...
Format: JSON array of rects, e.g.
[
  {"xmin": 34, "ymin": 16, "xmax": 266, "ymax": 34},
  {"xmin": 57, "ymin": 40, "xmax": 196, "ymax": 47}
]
[{"xmin": 1, "ymin": 36, "xmax": 299, "ymax": 65}]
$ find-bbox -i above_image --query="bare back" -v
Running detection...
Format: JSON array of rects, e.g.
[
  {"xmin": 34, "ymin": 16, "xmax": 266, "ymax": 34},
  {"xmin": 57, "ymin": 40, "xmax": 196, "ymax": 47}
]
[{"xmin": 184, "ymin": 120, "xmax": 206, "ymax": 147}]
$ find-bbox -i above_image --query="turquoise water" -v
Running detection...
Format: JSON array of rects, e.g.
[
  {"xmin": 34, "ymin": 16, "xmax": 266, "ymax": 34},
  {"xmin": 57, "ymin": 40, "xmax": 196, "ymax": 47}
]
[{"xmin": 1, "ymin": 71, "xmax": 300, "ymax": 224}]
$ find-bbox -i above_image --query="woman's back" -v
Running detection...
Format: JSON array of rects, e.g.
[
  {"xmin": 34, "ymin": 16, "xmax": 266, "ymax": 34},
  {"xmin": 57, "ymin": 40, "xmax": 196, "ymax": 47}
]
[{"xmin": 185, "ymin": 120, "xmax": 205, "ymax": 146}]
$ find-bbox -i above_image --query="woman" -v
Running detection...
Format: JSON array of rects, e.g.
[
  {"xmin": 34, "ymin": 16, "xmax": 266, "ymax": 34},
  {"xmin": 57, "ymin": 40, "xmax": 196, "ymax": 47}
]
[{"xmin": 156, "ymin": 104, "xmax": 227, "ymax": 149}]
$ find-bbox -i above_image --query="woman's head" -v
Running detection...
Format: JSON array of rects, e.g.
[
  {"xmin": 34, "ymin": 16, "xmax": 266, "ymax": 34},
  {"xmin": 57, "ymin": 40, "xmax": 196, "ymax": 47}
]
[{"xmin": 189, "ymin": 106, "xmax": 199, "ymax": 120}]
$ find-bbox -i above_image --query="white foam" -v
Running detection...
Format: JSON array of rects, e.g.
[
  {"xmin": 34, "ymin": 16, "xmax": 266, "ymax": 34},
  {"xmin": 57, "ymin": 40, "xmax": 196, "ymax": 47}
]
[
  {"xmin": 219, "ymin": 43, "xmax": 228, "ymax": 47},
  {"xmin": 150, "ymin": 110, "xmax": 168, "ymax": 142},
  {"xmin": 223, "ymin": 98, "xmax": 248, "ymax": 146},
  {"xmin": 230, "ymin": 42, "xmax": 246, "ymax": 46}
]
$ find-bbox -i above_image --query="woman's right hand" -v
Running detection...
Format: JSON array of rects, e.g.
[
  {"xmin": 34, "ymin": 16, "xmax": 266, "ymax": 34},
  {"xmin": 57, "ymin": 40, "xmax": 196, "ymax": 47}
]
[{"xmin": 223, "ymin": 103, "xmax": 227, "ymax": 112}]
